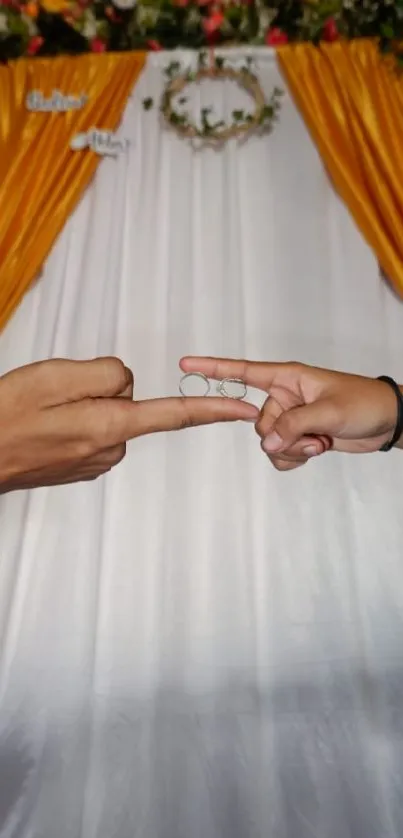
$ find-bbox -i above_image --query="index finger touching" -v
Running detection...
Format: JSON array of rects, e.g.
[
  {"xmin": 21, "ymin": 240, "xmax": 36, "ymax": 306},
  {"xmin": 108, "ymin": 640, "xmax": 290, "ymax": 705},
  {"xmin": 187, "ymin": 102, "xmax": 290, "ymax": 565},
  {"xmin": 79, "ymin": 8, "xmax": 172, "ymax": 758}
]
[
  {"xmin": 109, "ymin": 396, "xmax": 260, "ymax": 443},
  {"xmin": 180, "ymin": 356, "xmax": 279, "ymax": 393}
]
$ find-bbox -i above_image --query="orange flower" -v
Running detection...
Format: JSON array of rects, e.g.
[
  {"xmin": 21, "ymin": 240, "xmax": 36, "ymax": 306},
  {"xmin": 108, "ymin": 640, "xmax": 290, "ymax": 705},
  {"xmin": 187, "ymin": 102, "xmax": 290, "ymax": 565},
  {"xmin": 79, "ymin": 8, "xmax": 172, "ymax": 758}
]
[
  {"xmin": 24, "ymin": 1, "xmax": 39, "ymax": 17},
  {"xmin": 40, "ymin": 0, "xmax": 70, "ymax": 13}
]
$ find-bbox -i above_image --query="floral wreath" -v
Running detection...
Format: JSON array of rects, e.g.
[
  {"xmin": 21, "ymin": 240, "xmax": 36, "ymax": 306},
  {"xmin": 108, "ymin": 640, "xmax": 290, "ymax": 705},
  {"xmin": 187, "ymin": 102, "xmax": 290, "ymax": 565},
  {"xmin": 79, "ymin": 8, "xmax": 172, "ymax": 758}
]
[{"xmin": 144, "ymin": 53, "xmax": 282, "ymax": 144}]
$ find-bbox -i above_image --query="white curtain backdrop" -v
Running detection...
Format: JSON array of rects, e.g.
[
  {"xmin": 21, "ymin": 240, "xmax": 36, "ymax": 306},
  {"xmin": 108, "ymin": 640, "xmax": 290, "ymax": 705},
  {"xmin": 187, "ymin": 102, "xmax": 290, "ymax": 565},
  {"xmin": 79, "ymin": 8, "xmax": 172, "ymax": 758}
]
[{"xmin": 1, "ymin": 48, "xmax": 403, "ymax": 838}]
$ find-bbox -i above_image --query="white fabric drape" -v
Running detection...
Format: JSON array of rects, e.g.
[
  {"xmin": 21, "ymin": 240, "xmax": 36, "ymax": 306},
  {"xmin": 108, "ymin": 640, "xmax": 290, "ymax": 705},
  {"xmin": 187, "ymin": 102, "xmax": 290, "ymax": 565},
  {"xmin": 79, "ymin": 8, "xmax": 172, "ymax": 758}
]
[{"xmin": 1, "ymin": 48, "xmax": 403, "ymax": 838}]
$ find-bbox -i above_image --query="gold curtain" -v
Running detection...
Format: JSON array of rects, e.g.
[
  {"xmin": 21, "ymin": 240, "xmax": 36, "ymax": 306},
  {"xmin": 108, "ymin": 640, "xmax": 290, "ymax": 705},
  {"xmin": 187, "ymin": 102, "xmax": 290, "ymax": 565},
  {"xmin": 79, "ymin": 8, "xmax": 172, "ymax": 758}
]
[
  {"xmin": 278, "ymin": 39, "xmax": 403, "ymax": 297},
  {"xmin": 0, "ymin": 51, "xmax": 145, "ymax": 330}
]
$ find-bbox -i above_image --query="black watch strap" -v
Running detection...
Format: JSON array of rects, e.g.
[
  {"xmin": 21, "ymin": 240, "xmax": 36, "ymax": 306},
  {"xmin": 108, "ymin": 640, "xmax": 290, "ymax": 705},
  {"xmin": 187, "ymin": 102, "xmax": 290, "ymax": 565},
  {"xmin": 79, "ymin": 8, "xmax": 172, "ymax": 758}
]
[{"xmin": 377, "ymin": 375, "xmax": 403, "ymax": 451}]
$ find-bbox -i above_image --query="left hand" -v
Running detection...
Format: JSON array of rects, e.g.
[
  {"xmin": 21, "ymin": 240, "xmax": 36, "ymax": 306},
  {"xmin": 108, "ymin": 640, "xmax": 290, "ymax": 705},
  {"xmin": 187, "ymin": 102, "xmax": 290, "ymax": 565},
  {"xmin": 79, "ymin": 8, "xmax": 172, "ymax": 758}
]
[{"xmin": 0, "ymin": 357, "xmax": 260, "ymax": 493}]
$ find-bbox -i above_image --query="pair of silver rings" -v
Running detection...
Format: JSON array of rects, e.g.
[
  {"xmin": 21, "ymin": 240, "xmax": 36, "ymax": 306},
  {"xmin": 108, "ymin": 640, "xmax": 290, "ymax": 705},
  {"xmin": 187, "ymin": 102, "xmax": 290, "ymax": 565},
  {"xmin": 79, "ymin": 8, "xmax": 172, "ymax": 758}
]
[{"xmin": 179, "ymin": 372, "xmax": 247, "ymax": 400}]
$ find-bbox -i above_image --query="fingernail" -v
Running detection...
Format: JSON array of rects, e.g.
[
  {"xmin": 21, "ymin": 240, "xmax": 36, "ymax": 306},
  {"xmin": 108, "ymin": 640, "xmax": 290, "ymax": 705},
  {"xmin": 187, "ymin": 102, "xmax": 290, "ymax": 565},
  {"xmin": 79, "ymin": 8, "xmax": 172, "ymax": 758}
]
[
  {"xmin": 302, "ymin": 445, "xmax": 318, "ymax": 457},
  {"xmin": 263, "ymin": 432, "xmax": 283, "ymax": 452}
]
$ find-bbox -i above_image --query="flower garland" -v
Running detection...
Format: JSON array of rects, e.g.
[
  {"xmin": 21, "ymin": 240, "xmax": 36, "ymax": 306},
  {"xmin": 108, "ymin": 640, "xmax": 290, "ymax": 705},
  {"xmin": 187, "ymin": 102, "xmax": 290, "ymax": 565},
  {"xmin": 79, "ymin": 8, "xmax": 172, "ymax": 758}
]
[
  {"xmin": 0, "ymin": 1, "xmax": 402, "ymax": 62},
  {"xmin": 145, "ymin": 53, "xmax": 282, "ymax": 143}
]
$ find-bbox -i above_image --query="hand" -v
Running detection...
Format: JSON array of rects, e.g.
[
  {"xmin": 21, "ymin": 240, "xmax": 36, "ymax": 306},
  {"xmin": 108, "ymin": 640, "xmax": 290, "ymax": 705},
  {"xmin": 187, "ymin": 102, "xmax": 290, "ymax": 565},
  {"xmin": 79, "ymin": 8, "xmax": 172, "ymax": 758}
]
[
  {"xmin": 180, "ymin": 357, "xmax": 400, "ymax": 471},
  {"xmin": 0, "ymin": 357, "xmax": 259, "ymax": 492}
]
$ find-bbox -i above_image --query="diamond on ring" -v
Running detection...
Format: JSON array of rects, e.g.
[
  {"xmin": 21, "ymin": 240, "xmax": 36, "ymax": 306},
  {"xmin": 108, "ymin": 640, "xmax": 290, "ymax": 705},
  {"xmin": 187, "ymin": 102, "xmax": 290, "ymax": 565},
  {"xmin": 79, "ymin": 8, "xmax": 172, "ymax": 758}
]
[{"xmin": 217, "ymin": 378, "xmax": 247, "ymax": 400}]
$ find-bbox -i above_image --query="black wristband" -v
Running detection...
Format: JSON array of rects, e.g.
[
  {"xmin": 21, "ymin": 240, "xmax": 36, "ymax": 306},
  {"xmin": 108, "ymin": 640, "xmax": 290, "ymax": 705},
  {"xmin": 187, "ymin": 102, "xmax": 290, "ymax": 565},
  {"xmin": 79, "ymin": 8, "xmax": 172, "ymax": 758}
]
[{"xmin": 377, "ymin": 376, "xmax": 403, "ymax": 451}]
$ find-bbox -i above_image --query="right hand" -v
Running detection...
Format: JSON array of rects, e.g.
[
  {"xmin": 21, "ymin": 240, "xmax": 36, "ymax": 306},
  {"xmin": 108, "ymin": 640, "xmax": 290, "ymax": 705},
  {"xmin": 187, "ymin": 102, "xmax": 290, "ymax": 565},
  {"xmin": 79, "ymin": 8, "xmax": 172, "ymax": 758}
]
[
  {"xmin": 0, "ymin": 357, "xmax": 259, "ymax": 493},
  {"xmin": 180, "ymin": 356, "xmax": 401, "ymax": 471}
]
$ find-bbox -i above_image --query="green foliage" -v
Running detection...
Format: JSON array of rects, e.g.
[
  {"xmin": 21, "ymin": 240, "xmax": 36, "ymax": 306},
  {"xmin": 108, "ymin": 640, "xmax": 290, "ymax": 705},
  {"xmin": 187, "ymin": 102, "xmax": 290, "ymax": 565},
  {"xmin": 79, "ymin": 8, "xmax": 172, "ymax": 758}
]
[{"xmin": 0, "ymin": 0, "xmax": 403, "ymax": 61}]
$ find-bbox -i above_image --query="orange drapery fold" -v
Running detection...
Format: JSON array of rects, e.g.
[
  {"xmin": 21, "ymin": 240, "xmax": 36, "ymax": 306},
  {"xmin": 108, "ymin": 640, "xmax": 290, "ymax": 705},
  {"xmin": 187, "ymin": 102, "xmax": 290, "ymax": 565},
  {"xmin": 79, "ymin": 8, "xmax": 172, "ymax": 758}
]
[
  {"xmin": 0, "ymin": 51, "xmax": 145, "ymax": 330},
  {"xmin": 278, "ymin": 39, "xmax": 403, "ymax": 297}
]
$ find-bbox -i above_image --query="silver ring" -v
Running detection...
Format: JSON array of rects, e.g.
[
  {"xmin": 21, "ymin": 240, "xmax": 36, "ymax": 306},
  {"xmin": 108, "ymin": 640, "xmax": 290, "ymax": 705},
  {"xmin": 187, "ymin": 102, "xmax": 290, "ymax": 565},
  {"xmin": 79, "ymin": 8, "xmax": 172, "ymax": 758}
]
[
  {"xmin": 217, "ymin": 378, "xmax": 247, "ymax": 400},
  {"xmin": 179, "ymin": 372, "xmax": 210, "ymax": 397}
]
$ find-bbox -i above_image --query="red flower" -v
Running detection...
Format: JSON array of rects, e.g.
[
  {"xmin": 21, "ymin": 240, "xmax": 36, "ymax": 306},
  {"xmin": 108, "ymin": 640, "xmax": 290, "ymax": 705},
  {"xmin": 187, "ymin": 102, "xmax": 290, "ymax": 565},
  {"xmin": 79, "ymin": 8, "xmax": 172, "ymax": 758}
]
[
  {"xmin": 27, "ymin": 35, "xmax": 44, "ymax": 55},
  {"xmin": 148, "ymin": 39, "xmax": 162, "ymax": 51},
  {"xmin": 91, "ymin": 38, "xmax": 106, "ymax": 52},
  {"xmin": 322, "ymin": 17, "xmax": 338, "ymax": 43},
  {"xmin": 202, "ymin": 10, "xmax": 224, "ymax": 37},
  {"xmin": 265, "ymin": 27, "xmax": 288, "ymax": 47}
]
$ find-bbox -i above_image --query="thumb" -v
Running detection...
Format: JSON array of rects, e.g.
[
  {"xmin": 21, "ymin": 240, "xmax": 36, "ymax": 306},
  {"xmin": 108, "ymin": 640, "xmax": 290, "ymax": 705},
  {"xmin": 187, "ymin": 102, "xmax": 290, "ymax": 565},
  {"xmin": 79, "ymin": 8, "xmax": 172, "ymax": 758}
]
[{"xmin": 262, "ymin": 400, "xmax": 335, "ymax": 453}]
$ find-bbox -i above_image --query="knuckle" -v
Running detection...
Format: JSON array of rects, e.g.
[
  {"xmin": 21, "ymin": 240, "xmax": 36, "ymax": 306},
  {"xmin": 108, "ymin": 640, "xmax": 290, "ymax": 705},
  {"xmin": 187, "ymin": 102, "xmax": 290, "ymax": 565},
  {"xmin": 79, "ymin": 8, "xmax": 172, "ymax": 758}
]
[
  {"xmin": 101, "ymin": 356, "xmax": 128, "ymax": 393},
  {"xmin": 256, "ymin": 415, "xmax": 274, "ymax": 439},
  {"xmin": 273, "ymin": 459, "xmax": 296, "ymax": 472},
  {"xmin": 276, "ymin": 413, "xmax": 292, "ymax": 438},
  {"xmin": 109, "ymin": 444, "xmax": 126, "ymax": 466},
  {"xmin": 274, "ymin": 419, "xmax": 287, "ymax": 442},
  {"xmin": 271, "ymin": 456, "xmax": 287, "ymax": 471},
  {"xmin": 241, "ymin": 361, "xmax": 252, "ymax": 381},
  {"xmin": 85, "ymin": 442, "xmax": 99, "ymax": 460},
  {"xmin": 286, "ymin": 360, "xmax": 304, "ymax": 375},
  {"xmin": 124, "ymin": 367, "xmax": 134, "ymax": 390},
  {"xmin": 266, "ymin": 452, "xmax": 304, "ymax": 472},
  {"xmin": 286, "ymin": 361, "xmax": 310, "ymax": 378},
  {"xmin": 85, "ymin": 461, "xmax": 112, "ymax": 480},
  {"xmin": 254, "ymin": 417, "xmax": 265, "ymax": 438},
  {"xmin": 73, "ymin": 438, "xmax": 95, "ymax": 460}
]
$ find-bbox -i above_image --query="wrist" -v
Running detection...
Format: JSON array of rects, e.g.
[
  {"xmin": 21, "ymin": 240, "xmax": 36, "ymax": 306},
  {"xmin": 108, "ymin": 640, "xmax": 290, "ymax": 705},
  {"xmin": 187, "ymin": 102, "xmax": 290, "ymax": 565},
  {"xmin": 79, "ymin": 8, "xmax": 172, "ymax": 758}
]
[
  {"xmin": 396, "ymin": 387, "xmax": 403, "ymax": 449},
  {"xmin": 377, "ymin": 377, "xmax": 403, "ymax": 450}
]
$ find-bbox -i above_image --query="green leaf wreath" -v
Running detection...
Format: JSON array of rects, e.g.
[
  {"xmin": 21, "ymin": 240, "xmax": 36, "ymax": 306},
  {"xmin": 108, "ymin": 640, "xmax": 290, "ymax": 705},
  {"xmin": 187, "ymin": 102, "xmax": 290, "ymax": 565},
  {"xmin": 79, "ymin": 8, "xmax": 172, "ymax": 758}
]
[{"xmin": 144, "ymin": 53, "xmax": 283, "ymax": 143}]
